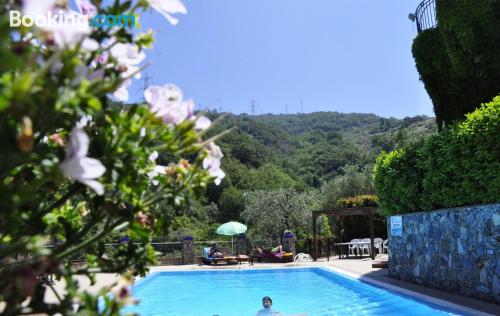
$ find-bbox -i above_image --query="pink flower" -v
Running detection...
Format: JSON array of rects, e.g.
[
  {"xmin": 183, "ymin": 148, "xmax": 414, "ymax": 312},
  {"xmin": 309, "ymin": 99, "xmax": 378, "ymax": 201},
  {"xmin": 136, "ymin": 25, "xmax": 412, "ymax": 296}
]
[
  {"xmin": 60, "ymin": 126, "xmax": 106, "ymax": 195},
  {"xmin": 75, "ymin": 0, "xmax": 97, "ymax": 17}
]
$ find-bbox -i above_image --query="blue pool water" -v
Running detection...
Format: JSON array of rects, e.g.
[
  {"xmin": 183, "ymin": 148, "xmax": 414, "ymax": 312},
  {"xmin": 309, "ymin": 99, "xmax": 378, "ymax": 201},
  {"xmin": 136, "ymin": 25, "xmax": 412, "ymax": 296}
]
[{"xmin": 123, "ymin": 267, "xmax": 469, "ymax": 316}]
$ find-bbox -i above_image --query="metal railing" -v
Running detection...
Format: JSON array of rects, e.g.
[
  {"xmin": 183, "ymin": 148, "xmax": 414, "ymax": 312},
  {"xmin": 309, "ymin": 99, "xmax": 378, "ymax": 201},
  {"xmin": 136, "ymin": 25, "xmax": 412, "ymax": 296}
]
[
  {"xmin": 415, "ymin": 0, "xmax": 437, "ymax": 33},
  {"xmin": 15, "ymin": 239, "xmax": 338, "ymax": 266}
]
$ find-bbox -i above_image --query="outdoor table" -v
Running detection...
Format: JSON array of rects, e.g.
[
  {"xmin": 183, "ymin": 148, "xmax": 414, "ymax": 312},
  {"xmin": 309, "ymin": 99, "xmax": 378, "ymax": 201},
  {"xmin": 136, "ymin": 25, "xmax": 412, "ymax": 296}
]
[
  {"xmin": 237, "ymin": 254, "xmax": 253, "ymax": 265},
  {"xmin": 333, "ymin": 241, "xmax": 373, "ymax": 259}
]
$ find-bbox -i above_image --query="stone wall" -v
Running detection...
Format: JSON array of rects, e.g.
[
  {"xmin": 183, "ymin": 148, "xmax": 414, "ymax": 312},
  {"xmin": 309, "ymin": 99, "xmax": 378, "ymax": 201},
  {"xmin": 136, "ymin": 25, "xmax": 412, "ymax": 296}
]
[{"xmin": 387, "ymin": 203, "xmax": 500, "ymax": 303}]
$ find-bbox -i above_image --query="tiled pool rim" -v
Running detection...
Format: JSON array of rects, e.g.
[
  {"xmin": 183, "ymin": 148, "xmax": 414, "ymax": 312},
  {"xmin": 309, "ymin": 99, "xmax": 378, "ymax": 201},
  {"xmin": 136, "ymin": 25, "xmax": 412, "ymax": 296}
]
[{"xmin": 131, "ymin": 266, "xmax": 493, "ymax": 316}]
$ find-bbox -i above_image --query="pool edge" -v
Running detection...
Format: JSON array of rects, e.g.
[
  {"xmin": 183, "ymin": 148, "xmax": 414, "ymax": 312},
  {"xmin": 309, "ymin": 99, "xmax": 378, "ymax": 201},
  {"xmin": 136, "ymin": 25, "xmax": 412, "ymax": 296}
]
[{"xmin": 321, "ymin": 266, "xmax": 494, "ymax": 316}]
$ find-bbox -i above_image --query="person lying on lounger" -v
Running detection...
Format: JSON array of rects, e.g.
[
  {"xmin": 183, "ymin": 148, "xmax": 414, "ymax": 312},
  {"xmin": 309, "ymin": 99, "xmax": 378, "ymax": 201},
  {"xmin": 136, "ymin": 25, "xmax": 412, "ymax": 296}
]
[
  {"xmin": 208, "ymin": 243, "xmax": 224, "ymax": 258},
  {"xmin": 257, "ymin": 244, "xmax": 283, "ymax": 254}
]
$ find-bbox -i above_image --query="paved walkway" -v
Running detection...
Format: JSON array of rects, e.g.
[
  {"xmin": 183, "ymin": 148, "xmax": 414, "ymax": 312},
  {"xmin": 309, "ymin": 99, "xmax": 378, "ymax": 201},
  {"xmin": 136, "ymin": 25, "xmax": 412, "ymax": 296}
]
[{"xmin": 44, "ymin": 255, "xmax": 499, "ymax": 315}]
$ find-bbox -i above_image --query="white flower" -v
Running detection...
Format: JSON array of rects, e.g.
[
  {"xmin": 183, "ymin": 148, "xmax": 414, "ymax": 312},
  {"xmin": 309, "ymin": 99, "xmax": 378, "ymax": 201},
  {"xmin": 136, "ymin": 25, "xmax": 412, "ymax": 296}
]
[
  {"xmin": 148, "ymin": 151, "xmax": 159, "ymax": 162},
  {"xmin": 112, "ymin": 79, "xmax": 132, "ymax": 102},
  {"xmin": 109, "ymin": 43, "xmax": 146, "ymax": 101},
  {"xmin": 110, "ymin": 43, "xmax": 146, "ymax": 67},
  {"xmin": 60, "ymin": 126, "xmax": 106, "ymax": 195},
  {"xmin": 210, "ymin": 168, "xmax": 225, "ymax": 186},
  {"xmin": 45, "ymin": 10, "xmax": 97, "ymax": 49},
  {"xmin": 144, "ymin": 84, "xmax": 193, "ymax": 125},
  {"xmin": 194, "ymin": 116, "xmax": 211, "ymax": 130},
  {"xmin": 202, "ymin": 142, "xmax": 225, "ymax": 185},
  {"xmin": 22, "ymin": 1, "xmax": 98, "ymax": 50},
  {"xmin": 22, "ymin": 0, "xmax": 57, "ymax": 16},
  {"xmin": 147, "ymin": 151, "xmax": 166, "ymax": 186},
  {"xmin": 147, "ymin": 0, "xmax": 187, "ymax": 25}
]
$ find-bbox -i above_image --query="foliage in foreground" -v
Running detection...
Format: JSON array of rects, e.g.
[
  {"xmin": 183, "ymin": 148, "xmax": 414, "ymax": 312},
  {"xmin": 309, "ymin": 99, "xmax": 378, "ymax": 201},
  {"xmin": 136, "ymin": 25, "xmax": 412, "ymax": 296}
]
[
  {"xmin": 0, "ymin": 0, "xmax": 224, "ymax": 315},
  {"xmin": 373, "ymin": 97, "xmax": 500, "ymax": 215}
]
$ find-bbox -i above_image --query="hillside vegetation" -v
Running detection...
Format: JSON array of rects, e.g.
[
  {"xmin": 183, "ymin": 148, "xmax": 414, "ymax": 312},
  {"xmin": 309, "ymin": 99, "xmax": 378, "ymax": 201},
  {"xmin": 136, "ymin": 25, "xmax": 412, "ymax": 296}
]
[{"xmin": 166, "ymin": 111, "xmax": 437, "ymax": 242}]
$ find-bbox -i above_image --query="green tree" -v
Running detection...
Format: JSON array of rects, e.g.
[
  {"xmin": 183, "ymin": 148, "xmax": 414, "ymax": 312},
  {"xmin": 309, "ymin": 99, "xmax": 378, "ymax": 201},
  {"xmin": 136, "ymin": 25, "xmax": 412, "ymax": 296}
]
[
  {"xmin": 241, "ymin": 189, "xmax": 322, "ymax": 243},
  {"xmin": 218, "ymin": 186, "xmax": 245, "ymax": 222},
  {"xmin": 321, "ymin": 164, "xmax": 374, "ymax": 208},
  {"xmin": 242, "ymin": 163, "xmax": 296, "ymax": 191}
]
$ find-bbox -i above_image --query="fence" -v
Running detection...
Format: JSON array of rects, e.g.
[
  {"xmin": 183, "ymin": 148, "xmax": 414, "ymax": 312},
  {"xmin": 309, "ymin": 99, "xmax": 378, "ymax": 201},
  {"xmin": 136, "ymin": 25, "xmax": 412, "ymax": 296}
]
[
  {"xmin": 415, "ymin": 0, "xmax": 437, "ymax": 33},
  {"xmin": 19, "ymin": 238, "xmax": 338, "ymax": 266}
]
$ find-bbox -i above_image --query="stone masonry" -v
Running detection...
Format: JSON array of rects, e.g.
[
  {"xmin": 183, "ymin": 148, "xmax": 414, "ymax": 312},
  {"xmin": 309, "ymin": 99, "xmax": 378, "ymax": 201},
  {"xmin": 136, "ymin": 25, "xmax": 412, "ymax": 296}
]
[{"xmin": 387, "ymin": 203, "xmax": 500, "ymax": 303}]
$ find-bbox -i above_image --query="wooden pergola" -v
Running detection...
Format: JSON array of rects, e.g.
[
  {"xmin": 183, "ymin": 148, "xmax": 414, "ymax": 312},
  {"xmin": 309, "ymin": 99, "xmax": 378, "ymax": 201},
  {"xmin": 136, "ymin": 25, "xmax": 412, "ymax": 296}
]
[{"xmin": 312, "ymin": 207, "xmax": 378, "ymax": 260}]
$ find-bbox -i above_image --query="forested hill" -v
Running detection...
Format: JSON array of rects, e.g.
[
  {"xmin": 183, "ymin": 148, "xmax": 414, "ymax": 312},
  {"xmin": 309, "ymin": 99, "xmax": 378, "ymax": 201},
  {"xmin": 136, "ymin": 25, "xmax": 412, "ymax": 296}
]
[{"xmin": 205, "ymin": 111, "xmax": 436, "ymax": 189}]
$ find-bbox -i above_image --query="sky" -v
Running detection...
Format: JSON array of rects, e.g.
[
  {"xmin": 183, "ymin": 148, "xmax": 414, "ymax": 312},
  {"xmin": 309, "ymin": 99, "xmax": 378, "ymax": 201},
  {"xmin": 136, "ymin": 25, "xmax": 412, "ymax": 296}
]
[{"xmin": 129, "ymin": 0, "xmax": 434, "ymax": 119}]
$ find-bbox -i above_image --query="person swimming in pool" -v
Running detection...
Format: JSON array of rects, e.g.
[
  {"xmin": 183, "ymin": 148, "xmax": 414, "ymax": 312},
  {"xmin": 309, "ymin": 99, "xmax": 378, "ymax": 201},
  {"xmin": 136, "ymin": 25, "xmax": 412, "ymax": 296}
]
[{"xmin": 256, "ymin": 296, "xmax": 282, "ymax": 316}]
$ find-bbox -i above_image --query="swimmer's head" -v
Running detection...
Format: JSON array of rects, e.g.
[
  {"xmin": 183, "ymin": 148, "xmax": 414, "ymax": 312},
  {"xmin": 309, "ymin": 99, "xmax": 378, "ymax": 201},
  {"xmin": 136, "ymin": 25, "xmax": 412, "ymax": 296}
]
[{"xmin": 262, "ymin": 296, "xmax": 272, "ymax": 309}]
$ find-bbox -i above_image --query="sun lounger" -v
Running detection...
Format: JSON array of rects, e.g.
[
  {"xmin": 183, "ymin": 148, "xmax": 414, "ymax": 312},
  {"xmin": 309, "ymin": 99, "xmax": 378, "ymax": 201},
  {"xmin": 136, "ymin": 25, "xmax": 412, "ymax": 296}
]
[
  {"xmin": 200, "ymin": 247, "xmax": 238, "ymax": 265},
  {"xmin": 253, "ymin": 249, "xmax": 294, "ymax": 263}
]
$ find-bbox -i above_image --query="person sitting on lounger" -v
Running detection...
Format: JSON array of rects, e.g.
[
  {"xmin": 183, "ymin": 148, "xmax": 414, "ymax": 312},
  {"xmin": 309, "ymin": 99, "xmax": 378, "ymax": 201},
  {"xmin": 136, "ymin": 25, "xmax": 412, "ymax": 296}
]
[
  {"xmin": 256, "ymin": 296, "xmax": 282, "ymax": 316},
  {"xmin": 208, "ymin": 243, "xmax": 224, "ymax": 258}
]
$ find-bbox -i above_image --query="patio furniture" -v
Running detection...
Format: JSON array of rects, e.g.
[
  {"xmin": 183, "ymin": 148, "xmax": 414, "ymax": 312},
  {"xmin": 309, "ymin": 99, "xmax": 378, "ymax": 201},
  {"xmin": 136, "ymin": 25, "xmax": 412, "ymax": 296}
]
[
  {"xmin": 237, "ymin": 254, "xmax": 253, "ymax": 265},
  {"xmin": 293, "ymin": 253, "xmax": 313, "ymax": 262},
  {"xmin": 383, "ymin": 239, "xmax": 388, "ymax": 254},
  {"xmin": 200, "ymin": 247, "xmax": 238, "ymax": 265},
  {"xmin": 334, "ymin": 241, "xmax": 372, "ymax": 259},
  {"xmin": 253, "ymin": 249, "xmax": 294, "ymax": 263},
  {"xmin": 348, "ymin": 239, "xmax": 361, "ymax": 256},
  {"xmin": 312, "ymin": 207, "xmax": 379, "ymax": 260},
  {"xmin": 358, "ymin": 238, "xmax": 372, "ymax": 256},
  {"xmin": 374, "ymin": 238, "xmax": 384, "ymax": 254}
]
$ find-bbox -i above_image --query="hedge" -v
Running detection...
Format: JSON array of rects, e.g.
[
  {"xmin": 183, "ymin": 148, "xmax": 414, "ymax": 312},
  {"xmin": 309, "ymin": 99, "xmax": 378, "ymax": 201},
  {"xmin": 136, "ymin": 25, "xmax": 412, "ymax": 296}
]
[{"xmin": 373, "ymin": 96, "xmax": 500, "ymax": 215}]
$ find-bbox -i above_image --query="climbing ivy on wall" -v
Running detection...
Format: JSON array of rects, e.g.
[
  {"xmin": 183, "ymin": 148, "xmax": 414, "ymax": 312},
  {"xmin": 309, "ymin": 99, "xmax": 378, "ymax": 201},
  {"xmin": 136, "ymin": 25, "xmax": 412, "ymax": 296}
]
[{"xmin": 412, "ymin": 0, "xmax": 500, "ymax": 130}]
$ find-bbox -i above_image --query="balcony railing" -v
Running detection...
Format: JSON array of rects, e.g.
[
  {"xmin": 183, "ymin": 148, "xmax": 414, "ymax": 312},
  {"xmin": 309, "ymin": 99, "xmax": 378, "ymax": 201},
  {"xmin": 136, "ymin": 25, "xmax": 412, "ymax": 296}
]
[{"xmin": 414, "ymin": 0, "xmax": 437, "ymax": 33}]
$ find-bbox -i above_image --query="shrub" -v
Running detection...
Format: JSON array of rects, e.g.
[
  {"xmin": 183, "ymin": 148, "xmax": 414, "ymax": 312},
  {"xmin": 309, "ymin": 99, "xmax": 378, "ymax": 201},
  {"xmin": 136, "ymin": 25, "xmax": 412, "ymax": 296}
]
[
  {"xmin": 373, "ymin": 96, "xmax": 500, "ymax": 215},
  {"xmin": 335, "ymin": 195, "xmax": 378, "ymax": 208}
]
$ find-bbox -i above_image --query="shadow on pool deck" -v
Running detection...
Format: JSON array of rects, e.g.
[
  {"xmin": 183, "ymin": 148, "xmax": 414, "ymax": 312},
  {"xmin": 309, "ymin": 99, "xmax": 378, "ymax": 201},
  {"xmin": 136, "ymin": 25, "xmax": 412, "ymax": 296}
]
[{"xmin": 314, "ymin": 255, "xmax": 499, "ymax": 316}]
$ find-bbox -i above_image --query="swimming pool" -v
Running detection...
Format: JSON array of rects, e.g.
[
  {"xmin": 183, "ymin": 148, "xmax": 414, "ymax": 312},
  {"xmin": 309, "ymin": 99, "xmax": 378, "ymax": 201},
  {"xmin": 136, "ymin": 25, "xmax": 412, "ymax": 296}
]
[{"xmin": 123, "ymin": 267, "xmax": 471, "ymax": 315}]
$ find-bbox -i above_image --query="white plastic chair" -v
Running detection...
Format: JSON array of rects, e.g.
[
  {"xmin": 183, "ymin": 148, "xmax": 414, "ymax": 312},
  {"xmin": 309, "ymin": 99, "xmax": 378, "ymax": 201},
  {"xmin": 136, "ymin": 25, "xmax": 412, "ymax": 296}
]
[
  {"xmin": 293, "ymin": 253, "xmax": 313, "ymax": 262},
  {"xmin": 383, "ymin": 239, "xmax": 388, "ymax": 254},
  {"xmin": 348, "ymin": 239, "xmax": 361, "ymax": 256},
  {"xmin": 374, "ymin": 238, "xmax": 383, "ymax": 254},
  {"xmin": 359, "ymin": 238, "xmax": 372, "ymax": 256}
]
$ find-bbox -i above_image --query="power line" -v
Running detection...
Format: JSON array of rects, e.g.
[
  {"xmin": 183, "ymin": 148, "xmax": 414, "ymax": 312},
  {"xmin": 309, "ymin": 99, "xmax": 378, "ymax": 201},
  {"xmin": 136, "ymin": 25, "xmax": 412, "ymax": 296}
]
[
  {"xmin": 136, "ymin": 72, "xmax": 153, "ymax": 101},
  {"xmin": 251, "ymin": 98, "xmax": 256, "ymax": 116}
]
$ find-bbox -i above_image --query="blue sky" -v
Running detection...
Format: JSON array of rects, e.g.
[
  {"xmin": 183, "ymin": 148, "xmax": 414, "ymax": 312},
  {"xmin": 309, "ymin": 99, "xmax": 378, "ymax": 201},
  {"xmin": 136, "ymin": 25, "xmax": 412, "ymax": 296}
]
[{"xmin": 130, "ymin": 0, "xmax": 433, "ymax": 119}]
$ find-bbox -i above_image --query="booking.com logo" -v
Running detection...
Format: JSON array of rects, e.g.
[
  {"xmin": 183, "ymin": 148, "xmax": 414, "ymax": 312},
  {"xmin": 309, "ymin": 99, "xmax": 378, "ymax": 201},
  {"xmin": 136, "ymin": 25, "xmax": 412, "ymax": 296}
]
[{"xmin": 9, "ymin": 10, "xmax": 137, "ymax": 29}]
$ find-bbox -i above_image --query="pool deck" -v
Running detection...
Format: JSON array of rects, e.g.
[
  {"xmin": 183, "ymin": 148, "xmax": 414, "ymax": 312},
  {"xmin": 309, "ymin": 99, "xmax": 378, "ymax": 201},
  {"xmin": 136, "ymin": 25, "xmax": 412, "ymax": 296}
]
[{"xmin": 44, "ymin": 254, "xmax": 499, "ymax": 315}]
